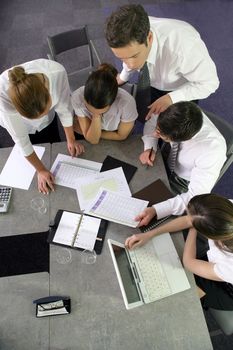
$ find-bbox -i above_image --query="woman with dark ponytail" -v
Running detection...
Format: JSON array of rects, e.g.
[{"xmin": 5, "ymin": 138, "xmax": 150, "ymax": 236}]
[
  {"xmin": 0, "ymin": 59, "xmax": 84, "ymax": 193},
  {"xmin": 71, "ymin": 63, "xmax": 138, "ymax": 144},
  {"xmin": 125, "ymin": 193, "xmax": 233, "ymax": 310}
]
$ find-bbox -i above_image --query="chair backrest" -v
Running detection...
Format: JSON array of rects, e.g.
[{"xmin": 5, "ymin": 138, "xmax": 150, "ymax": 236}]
[
  {"xmin": 47, "ymin": 26, "xmax": 101, "ymax": 90},
  {"xmin": 209, "ymin": 308, "xmax": 233, "ymax": 336},
  {"xmin": 204, "ymin": 110, "xmax": 233, "ymax": 182}
]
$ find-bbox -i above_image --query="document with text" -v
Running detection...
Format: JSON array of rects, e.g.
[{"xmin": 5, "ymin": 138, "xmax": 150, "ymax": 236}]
[
  {"xmin": 50, "ymin": 154, "xmax": 102, "ymax": 189},
  {"xmin": 85, "ymin": 189, "xmax": 149, "ymax": 227},
  {"xmin": 76, "ymin": 167, "xmax": 131, "ymax": 210}
]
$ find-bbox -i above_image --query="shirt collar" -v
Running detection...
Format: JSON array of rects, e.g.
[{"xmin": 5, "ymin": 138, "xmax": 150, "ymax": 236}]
[{"xmin": 147, "ymin": 29, "xmax": 157, "ymax": 66}]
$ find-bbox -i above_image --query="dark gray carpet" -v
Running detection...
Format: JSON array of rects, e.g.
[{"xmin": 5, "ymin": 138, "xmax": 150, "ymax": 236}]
[{"xmin": 0, "ymin": 2, "xmax": 232, "ymax": 346}]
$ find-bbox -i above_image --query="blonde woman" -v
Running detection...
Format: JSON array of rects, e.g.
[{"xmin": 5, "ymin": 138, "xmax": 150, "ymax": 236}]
[{"xmin": 0, "ymin": 59, "xmax": 84, "ymax": 193}]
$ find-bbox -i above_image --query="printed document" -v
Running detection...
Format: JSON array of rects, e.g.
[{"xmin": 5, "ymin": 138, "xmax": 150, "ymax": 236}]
[
  {"xmin": 85, "ymin": 189, "xmax": 149, "ymax": 227},
  {"xmin": 50, "ymin": 154, "xmax": 102, "ymax": 189},
  {"xmin": 53, "ymin": 211, "xmax": 101, "ymax": 251},
  {"xmin": 0, "ymin": 145, "xmax": 45, "ymax": 190},
  {"xmin": 76, "ymin": 167, "xmax": 131, "ymax": 210}
]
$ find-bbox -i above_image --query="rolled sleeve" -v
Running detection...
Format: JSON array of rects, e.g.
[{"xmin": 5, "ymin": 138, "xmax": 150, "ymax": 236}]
[{"xmin": 142, "ymin": 115, "xmax": 158, "ymax": 151}]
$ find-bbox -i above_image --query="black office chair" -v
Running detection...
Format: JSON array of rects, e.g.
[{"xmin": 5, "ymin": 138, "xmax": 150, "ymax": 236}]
[
  {"xmin": 203, "ymin": 110, "xmax": 233, "ymax": 182},
  {"xmin": 47, "ymin": 26, "xmax": 101, "ymax": 91},
  {"xmin": 208, "ymin": 308, "xmax": 233, "ymax": 336}
]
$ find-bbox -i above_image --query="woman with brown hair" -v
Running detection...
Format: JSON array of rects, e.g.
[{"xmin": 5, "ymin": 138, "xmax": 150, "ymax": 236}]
[
  {"xmin": 125, "ymin": 193, "xmax": 233, "ymax": 310},
  {"xmin": 71, "ymin": 63, "xmax": 138, "ymax": 144},
  {"xmin": 0, "ymin": 58, "xmax": 84, "ymax": 194}
]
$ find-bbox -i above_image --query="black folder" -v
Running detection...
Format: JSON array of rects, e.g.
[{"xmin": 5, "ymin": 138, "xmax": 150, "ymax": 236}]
[
  {"xmin": 100, "ymin": 155, "xmax": 137, "ymax": 184},
  {"xmin": 0, "ymin": 231, "xmax": 49, "ymax": 277},
  {"xmin": 48, "ymin": 210, "xmax": 108, "ymax": 255},
  {"xmin": 133, "ymin": 179, "xmax": 174, "ymax": 233}
]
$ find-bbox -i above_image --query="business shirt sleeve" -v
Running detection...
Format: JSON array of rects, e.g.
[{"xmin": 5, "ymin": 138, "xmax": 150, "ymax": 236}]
[
  {"xmin": 1, "ymin": 111, "xmax": 34, "ymax": 156},
  {"xmin": 168, "ymin": 40, "xmax": 219, "ymax": 103},
  {"xmin": 53, "ymin": 68, "xmax": 73, "ymax": 127},
  {"xmin": 153, "ymin": 142, "xmax": 227, "ymax": 219},
  {"xmin": 141, "ymin": 114, "xmax": 158, "ymax": 151}
]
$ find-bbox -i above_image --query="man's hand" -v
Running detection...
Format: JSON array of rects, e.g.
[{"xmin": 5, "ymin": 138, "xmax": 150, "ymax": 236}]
[
  {"xmin": 125, "ymin": 232, "xmax": 151, "ymax": 250},
  {"xmin": 135, "ymin": 207, "xmax": 156, "ymax": 227},
  {"xmin": 146, "ymin": 94, "xmax": 172, "ymax": 120},
  {"xmin": 139, "ymin": 149, "xmax": 156, "ymax": 166},
  {"xmin": 67, "ymin": 140, "xmax": 85, "ymax": 157},
  {"xmin": 37, "ymin": 169, "xmax": 55, "ymax": 194}
]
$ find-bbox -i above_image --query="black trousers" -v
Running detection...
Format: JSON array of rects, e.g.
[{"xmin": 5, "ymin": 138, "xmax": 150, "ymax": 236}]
[{"xmin": 29, "ymin": 113, "xmax": 61, "ymax": 145}]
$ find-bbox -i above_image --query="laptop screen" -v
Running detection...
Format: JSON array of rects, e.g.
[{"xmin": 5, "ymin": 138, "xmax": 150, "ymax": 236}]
[{"xmin": 111, "ymin": 243, "xmax": 141, "ymax": 304}]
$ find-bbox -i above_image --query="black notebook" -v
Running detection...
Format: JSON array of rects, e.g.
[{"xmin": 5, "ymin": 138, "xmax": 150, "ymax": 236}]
[
  {"xmin": 48, "ymin": 210, "xmax": 108, "ymax": 255},
  {"xmin": 133, "ymin": 179, "xmax": 174, "ymax": 233},
  {"xmin": 100, "ymin": 155, "xmax": 137, "ymax": 184}
]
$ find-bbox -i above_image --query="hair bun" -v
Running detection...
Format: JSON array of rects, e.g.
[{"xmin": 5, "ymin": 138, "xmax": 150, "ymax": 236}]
[{"xmin": 8, "ymin": 66, "xmax": 27, "ymax": 85}]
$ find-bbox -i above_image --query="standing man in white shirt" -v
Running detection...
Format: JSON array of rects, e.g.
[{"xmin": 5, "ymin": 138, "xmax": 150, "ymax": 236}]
[
  {"xmin": 105, "ymin": 4, "xmax": 219, "ymax": 118},
  {"xmin": 0, "ymin": 59, "xmax": 84, "ymax": 194},
  {"xmin": 137, "ymin": 102, "xmax": 226, "ymax": 221}
]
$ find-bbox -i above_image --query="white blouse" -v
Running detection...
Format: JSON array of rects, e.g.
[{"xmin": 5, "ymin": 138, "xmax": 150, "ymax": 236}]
[
  {"xmin": 207, "ymin": 239, "xmax": 233, "ymax": 285},
  {"xmin": 0, "ymin": 59, "xmax": 73, "ymax": 156},
  {"xmin": 71, "ymin": 87, "xmax": 138, "ymax": 131}
]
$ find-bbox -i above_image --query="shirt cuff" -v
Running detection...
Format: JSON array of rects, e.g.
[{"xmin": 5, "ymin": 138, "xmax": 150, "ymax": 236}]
[
  {"xmin": 153, "ymin": 200, "xmax": 172, "ymax": 219},
  {"xmin": 142, "ymin": 135, "xmax": 158, "ymax": 151},
  {"xmin": 21, "ymin": 143, "xmax": 35, "ymax": 157},
  {"xmin": 168, "ymin": 90, "xmax": 186, "ymax": 104}
]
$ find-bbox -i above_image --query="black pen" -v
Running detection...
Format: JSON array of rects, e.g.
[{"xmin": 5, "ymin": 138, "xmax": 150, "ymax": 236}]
[{"xmin": 146, "ymin": 147, "xmax": 153, "ymax": 169}]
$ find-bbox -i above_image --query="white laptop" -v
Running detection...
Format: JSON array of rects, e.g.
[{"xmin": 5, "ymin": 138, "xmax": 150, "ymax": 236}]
[{"xmin": 108, "ymin": 233, "xmax": 190, "ymax": 309}]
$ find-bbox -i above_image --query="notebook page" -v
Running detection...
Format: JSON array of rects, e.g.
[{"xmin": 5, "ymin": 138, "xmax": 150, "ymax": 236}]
[
  {"xmin": 53, "ymin": 211, "xmax": 101, "ymax": 250},
  {"xmin": 73, "ymin": 215, "xmax": 101, "ymax": 251},
  {"xmin": 53, "ymin": 212, "xmax": 81, "ymax": 246},
  {"xmin": 86, "ymin": 189, "xmax": 149, "ymax": 227}
]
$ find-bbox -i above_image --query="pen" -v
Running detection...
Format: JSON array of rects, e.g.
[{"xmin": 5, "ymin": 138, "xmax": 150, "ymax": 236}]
[{"xmin": 147, "ymin": 147, "xmax": 153, "ymax": 169}]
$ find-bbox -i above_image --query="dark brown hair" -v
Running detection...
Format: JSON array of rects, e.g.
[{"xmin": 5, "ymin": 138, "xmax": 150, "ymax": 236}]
[
  {"xmin": 105, "ymin": 4, "xmax": 150, "ymax": 48},
  {"xmin": 157, "ymin": 102, "xmax": 203, "ymax": 142},
  {"xmin": 8, "ymin": 66, "xmax": 50, "ymax": 119},
  {"xmin": 84, "ymin": 63, "xmax": 118, "ymax": 109},
  {"xmin": 188, "ymin": 194, "xmax": 233, "ymax": 252}
]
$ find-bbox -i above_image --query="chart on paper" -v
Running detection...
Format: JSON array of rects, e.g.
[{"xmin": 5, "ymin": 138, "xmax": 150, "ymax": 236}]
[{"xmin": 50, "ymin": 154, "xmax": 102, "ymax": 189}]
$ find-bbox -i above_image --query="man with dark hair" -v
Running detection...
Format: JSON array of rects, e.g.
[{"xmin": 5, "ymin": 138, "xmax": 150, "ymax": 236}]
[
  {"xmin": 105, "ymin": 4, "xmax": 219, "ymax": 118},
  {"xmin": 138, "ymin": 102, "xmax": 226, "ymax": 221}
]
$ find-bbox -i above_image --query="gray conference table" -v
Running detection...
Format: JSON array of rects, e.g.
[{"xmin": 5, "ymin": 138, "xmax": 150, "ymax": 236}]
[{"xmin": 0, "ymin": 137, "xmax": 213, "ymax": 350}]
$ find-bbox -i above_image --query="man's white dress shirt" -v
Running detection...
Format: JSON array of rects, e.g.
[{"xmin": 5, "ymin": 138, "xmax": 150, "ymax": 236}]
[
  {"xmin": 119, "ymin": 17, "xmax": 219, "ymax": 103},
  {"xmin": 143, "ymin": 112, "xmax": 226, "ymax": 219},
  {"xmin": 0, "ymin": 59, "xmax": 73, "ymax": 156}
]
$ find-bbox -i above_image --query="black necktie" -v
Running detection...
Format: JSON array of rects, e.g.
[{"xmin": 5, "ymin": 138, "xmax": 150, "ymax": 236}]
[{"xmin": 135, "ymin": 62, "xmax": 151, "ymax": 123}]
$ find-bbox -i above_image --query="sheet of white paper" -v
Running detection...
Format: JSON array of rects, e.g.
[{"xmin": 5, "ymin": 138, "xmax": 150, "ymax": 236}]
[
  {"xmin": 76, "ymin": 167, "xmax": 131, "ymax": 210},
  {"xmin": 85, "ymin": 188, "xmax": 149, "ymax": 227},
  {"xmin": 50, "ymin": 154, "xmax": 102, "ymax": 189},
  {"xmin": 0, "ymin": 145, "xmax": 45, "ymax": 190},
  {"xmin": 53, "ymin": 211, "xmax": 101, "ymax": 251}
]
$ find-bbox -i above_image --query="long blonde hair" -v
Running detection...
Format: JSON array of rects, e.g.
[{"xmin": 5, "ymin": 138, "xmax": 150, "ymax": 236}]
[{"xmin": 8, "ymin": 66, "xmax": 50, "ymax": 119}]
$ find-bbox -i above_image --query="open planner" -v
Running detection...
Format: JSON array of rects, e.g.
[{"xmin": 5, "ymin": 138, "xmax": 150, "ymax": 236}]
[{"xmin": 48, "ymin": 210, "xmax": 108, "ymax": 254}]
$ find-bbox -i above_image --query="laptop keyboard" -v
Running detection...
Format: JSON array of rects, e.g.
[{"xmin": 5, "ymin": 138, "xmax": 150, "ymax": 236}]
[{"xmin": 134, "ymin": 243, "xmax": 171, "ymax": 301}]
